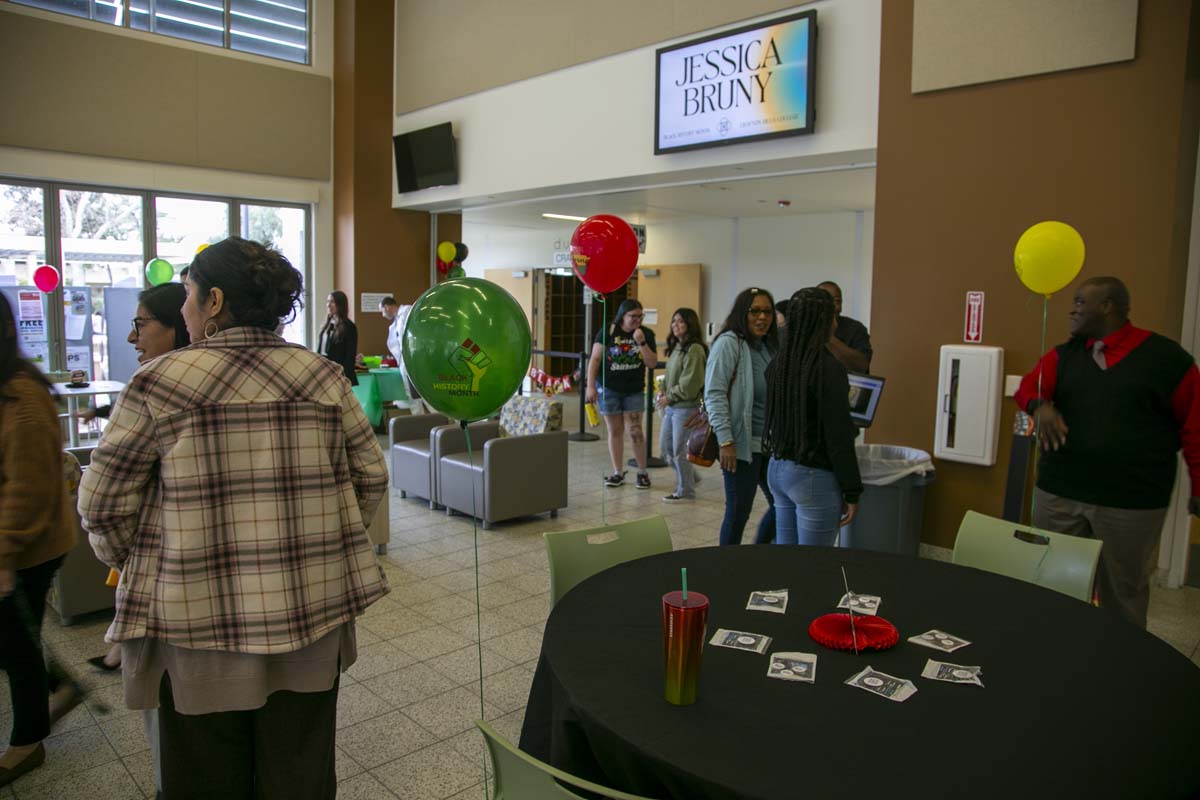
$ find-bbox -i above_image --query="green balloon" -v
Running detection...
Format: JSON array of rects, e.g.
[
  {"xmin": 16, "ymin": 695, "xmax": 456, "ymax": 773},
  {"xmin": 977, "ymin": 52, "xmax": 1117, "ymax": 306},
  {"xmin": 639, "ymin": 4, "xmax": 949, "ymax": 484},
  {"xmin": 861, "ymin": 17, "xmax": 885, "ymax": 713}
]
[
  {"xmin": 447, "ymin": 265, "xmax": 466, "ymax": 279},
  {"xmin": 402, "ymin": 278, "xmax": 531, "ymax": 421},
  {"xmin": 145, "ymin": 258, "xmax": 175, "ymax": 286}
]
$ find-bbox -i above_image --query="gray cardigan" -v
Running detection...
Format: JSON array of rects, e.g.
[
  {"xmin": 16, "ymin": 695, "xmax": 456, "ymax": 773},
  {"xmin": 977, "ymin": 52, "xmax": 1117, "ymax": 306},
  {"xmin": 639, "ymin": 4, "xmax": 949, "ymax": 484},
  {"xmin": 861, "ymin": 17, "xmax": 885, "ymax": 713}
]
[{"xmin": 703, "ymin": 332, "xmax": 767, "ymax": 463}]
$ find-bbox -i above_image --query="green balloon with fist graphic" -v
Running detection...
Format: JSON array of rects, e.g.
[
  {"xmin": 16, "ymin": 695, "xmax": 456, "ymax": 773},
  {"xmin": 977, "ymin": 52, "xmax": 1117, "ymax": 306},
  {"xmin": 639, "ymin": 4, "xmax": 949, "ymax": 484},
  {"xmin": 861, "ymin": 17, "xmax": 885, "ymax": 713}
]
[{"xmin": 402, "ymin": 277, "xmax": 532, "ymax": 421}]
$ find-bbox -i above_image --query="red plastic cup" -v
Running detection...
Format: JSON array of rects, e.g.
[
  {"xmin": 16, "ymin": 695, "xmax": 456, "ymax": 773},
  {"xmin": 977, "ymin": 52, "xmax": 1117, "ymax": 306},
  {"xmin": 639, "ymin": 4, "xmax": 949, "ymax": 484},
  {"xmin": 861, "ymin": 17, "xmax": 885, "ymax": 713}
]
[{"xmin": 662, "ymin": 590, "xmax": 709, "ymax": 706}]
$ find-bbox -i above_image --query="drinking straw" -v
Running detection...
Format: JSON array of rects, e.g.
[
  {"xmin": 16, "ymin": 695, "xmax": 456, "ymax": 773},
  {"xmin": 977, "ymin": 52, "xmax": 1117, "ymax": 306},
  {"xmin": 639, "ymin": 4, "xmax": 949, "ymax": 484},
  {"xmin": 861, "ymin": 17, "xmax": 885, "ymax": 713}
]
[
  {"xmin": 841, "ymin": 566, "xmax": 859, "ymax": 656},
  {"xmin": 681, "ymin": 567, "xmax": 688, "ymax": 603}
]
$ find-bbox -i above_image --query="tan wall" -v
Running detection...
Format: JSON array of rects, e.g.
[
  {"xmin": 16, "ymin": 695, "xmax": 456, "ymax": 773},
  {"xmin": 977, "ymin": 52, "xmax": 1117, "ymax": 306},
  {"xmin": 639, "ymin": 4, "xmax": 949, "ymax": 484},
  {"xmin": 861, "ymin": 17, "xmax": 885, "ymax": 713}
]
[
  {"xmin": 0, "ymin": 10, "xmax": 331, "ymax": 181},
  {"xmin": 334, "ymin": 0, "xmax": 460, "ymax": 355},
  {"xmin": 394, "ymin": 0, "xmax": 808, "ymax": 113},
  {"xmin": 870, "ymin": 0, "xmax": 1200, "ymax": 548}
]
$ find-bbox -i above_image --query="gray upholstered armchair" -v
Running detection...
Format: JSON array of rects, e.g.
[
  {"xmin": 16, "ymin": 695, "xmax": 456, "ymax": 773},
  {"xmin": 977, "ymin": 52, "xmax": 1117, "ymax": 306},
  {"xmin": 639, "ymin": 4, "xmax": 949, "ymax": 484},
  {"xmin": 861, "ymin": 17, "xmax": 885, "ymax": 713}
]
[
  {"xmin": 389, "ymin": 413, "xmax": 451, "ymax": 507},
  {"xmin": 438, "ymin": 396, "xmax": 568, "ymax": 528}
]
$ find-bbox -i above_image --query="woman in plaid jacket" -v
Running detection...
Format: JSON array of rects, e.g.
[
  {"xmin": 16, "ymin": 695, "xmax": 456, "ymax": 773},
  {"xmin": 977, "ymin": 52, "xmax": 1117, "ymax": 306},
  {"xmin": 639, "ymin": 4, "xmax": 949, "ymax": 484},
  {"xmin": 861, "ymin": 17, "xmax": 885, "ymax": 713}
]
[{"xmin": 80, "ymin": 237, "xmax": 390, "ymax": 799}]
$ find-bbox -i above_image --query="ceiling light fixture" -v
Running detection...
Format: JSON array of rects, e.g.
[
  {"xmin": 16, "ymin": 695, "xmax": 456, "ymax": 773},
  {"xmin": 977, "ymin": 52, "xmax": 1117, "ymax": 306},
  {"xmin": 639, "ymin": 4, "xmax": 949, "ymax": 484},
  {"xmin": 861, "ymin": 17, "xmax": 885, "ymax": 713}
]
[{"xmin": 541, "ymin": 213, "xmax": 588, "ymax": 222}]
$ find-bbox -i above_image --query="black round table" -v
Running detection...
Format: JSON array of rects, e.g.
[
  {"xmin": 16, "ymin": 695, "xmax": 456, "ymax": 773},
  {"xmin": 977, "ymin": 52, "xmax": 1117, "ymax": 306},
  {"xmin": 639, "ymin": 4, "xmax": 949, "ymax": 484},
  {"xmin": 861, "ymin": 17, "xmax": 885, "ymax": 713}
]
[{"xmin": 518, "ymin": 546, "xmax": 1200, "ymax": 800}]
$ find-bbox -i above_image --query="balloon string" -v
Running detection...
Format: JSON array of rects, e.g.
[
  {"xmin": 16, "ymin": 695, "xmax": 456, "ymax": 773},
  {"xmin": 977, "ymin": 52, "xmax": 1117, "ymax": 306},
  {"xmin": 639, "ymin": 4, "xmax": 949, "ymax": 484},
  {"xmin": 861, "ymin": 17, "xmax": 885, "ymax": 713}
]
[
  {"xmin": 464, "ymin": 422, "xmax": 491, "ymax": 800},
  {"xmin": 601, "ymin": 294, "xmax": 608, "ymax": 525},
  {"xmin": 1030, "ymin": 295, "xmax": 1049, "ymax": 524}
]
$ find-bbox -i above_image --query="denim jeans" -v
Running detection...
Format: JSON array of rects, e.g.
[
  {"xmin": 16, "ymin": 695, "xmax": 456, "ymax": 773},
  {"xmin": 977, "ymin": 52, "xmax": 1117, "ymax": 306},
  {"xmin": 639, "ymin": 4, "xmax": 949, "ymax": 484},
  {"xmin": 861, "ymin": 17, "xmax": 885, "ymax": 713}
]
[
  {"xmin": 767, "ymin": 458, "xmax": 844, "ymax": 546},
  {"xmin": 719, "ymin": 452, "xmax": 776, "ymax": 546},
  {"xmin": 660, "ymin": 406, "xmax": 697, "ymax": 498}
]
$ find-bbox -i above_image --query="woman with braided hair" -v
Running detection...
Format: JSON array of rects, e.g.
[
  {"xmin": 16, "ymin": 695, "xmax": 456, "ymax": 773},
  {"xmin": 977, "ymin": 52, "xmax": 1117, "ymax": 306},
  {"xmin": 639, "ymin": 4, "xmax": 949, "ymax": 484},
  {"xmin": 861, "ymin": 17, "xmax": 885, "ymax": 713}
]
[{"xmin": 763, "ymin": 287, "xmax": 863, "ymax": 546}]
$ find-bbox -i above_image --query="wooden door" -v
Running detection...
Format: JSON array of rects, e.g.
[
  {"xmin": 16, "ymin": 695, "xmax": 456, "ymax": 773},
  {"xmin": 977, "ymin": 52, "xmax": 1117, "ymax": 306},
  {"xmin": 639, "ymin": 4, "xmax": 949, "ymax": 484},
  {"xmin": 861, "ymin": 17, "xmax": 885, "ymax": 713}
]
[{"xmin": 633, "ymin": 264, "xmax": 703, "ymax": 360}]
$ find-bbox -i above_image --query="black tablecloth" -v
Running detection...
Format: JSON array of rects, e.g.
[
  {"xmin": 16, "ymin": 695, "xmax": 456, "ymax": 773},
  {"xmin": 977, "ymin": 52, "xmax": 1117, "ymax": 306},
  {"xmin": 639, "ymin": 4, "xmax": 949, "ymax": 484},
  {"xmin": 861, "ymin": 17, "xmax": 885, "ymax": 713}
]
[{"xmin": 519, "ymin": 546, "xmax": 1200, "ymax": 800}]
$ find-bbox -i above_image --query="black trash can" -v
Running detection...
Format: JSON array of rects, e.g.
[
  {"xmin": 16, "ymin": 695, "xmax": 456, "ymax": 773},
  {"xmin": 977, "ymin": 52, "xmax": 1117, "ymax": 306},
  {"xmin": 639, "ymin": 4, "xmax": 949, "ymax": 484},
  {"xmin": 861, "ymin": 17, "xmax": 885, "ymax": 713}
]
[{"xmin": 841, "ymin": 445, "xmax": 935, "ymax": 556}]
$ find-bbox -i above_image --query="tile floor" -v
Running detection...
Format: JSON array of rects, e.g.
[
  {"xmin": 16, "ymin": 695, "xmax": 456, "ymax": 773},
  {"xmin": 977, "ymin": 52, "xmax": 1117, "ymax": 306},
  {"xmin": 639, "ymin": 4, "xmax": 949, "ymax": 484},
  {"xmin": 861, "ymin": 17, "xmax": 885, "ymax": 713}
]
[{"xmin": 3, "ymin": 423, "xmax": 1199, "ymax": 799}]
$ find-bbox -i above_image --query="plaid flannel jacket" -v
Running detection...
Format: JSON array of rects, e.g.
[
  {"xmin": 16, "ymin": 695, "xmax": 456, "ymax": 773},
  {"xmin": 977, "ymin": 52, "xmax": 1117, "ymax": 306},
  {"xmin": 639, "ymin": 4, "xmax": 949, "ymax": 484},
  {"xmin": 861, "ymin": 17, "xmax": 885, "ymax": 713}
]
[{"xmin": 79, "ymin": 327, "xmax": 389, "ymax": 654}]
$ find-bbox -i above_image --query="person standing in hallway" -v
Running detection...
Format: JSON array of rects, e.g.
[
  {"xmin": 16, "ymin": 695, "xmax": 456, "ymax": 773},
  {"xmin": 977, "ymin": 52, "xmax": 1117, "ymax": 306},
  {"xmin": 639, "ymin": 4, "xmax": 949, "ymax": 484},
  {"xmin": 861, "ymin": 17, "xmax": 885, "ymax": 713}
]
[
  {"xmin": 764, "ymin": 288, "xmax": 861, "ymax": 546},
  {"xmin": 0, "ymin": 292, "xmax": 80, "ymax": 789},
  {"xmin": 319, "ymin": 290, "xmax": 358, "ymax": 385},
  {"xmin": 587, "ymin": 299, "xmax": 657, "ymax": 490},
  {"xmin": 657, "ymin": 308, "xmax": 707, "ymax": 503},
  {"xmin": 1015, "ymin": 276, "xmax": 1200, "ymax": 628},
  {"xmin": 80, "ymin": 238, "xmax": 389, "ymax": 799},
  {"xmin": 817, "ymin": 281, "xmax": 872, "ymax": 374},
  {"xmin": 379, "ymin": 295, "xmax": 427, "ymax": 413},
  {"xmin": 706, "ymin": 288, "xmax": 778, "ymax": 546}
]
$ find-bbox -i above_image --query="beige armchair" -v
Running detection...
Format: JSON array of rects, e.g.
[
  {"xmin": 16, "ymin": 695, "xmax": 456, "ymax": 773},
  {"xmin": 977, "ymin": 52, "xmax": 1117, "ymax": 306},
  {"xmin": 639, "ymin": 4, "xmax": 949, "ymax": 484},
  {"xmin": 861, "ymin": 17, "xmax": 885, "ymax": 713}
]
[
  {"xmin": 389, "ymin": 413, "xmax": 451, "ymax": 508},
  {"xmin": 438, "ymin": 396, "xmax": 568, "ymax": 529}
]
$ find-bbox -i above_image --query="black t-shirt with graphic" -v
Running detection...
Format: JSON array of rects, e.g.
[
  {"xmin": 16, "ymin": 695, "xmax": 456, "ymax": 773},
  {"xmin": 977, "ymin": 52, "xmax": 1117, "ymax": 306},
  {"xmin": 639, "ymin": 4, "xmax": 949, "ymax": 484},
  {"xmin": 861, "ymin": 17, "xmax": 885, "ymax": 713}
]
[{"xmin": 594, "ymin": 326, "xmax": 657, "ymax": 394}]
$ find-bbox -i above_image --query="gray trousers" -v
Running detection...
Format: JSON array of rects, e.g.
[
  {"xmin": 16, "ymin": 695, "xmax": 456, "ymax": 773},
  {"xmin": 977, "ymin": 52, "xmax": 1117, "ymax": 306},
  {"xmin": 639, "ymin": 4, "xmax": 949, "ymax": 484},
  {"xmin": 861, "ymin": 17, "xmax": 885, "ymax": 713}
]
[
  {"xmin": 1032, "ymin": 488, "xmax": 1168, "ymax": 628},
  {"xmin": 660, "ymin": 406, "xmax": 698, "ymax": 498}
]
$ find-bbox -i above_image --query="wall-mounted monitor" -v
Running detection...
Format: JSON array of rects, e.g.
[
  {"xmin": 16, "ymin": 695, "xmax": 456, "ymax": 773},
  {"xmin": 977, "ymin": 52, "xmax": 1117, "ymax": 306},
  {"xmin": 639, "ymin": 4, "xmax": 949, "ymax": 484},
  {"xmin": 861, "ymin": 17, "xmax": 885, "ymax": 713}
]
[
  {"xmin": 393, "ymin": 122, "xmax": 458, "ymax": 193},
  {"xmin": 655, "ymin": 10, "xmax": 817, "ymax": 155}
]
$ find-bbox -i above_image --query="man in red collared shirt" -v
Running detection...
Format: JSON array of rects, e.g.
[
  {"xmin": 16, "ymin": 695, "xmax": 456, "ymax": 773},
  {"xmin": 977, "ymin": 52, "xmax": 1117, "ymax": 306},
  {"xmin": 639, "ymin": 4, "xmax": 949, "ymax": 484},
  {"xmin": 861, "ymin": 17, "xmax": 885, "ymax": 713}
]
[{"xmin": 1015, "ymin": 277, "xmax": 1200, "ymax": 628}]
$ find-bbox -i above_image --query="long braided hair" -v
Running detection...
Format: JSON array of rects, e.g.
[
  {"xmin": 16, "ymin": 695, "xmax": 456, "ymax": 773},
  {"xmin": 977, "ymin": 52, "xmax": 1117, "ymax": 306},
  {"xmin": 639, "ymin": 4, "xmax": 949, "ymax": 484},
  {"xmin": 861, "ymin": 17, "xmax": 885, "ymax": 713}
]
[{"xmin": 763, "ymin": 287, "xmax": 837, "ymax": 460}]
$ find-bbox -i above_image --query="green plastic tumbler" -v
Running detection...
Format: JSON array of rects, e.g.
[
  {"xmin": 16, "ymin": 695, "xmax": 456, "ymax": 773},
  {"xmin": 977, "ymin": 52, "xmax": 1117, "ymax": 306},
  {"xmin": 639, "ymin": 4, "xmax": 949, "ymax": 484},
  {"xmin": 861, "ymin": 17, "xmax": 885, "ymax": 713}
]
[{"xmin": 662, "ymin": 590, "xmax": 709, "ymax": 706}]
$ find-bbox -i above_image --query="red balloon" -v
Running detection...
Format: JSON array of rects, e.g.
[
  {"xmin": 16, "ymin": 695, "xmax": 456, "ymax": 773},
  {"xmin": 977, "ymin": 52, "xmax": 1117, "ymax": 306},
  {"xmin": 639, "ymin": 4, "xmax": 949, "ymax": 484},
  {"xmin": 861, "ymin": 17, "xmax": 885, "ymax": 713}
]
[
  {"xmin": 570, "ymin": 215, "xmax": 638, "ymax": 294},
  {"xmin": 436, "ymin": 258, "xmax": 452, "ymax": 274},
  {"xmin": 33, "ymin": 264, "xmax": 60, "ymax": 293}
]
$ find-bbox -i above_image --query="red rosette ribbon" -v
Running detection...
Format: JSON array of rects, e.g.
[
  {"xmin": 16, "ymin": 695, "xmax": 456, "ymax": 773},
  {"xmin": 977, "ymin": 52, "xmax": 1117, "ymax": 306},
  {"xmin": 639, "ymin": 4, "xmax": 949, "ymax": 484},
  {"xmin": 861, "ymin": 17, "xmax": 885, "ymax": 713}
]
[{"xmin": 808, "ymin": 613, "xmax": 899, "ymax": 652}]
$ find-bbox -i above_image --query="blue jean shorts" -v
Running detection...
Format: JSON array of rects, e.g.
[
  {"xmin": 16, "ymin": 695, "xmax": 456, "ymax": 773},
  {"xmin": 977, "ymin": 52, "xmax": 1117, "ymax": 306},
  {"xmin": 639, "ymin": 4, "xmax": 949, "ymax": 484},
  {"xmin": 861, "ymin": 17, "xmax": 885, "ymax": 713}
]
[{"xmin": 598, "ymin": 387, "xmax": 644, "ymax": 416}]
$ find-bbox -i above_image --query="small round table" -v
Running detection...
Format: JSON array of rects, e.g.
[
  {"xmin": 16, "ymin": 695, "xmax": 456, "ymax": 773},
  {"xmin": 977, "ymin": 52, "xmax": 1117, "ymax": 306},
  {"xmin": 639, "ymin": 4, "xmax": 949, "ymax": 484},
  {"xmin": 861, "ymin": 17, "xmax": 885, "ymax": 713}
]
[{"xmin": 519, "ymin": 546, "xmax": 1200, "ymax": 800}]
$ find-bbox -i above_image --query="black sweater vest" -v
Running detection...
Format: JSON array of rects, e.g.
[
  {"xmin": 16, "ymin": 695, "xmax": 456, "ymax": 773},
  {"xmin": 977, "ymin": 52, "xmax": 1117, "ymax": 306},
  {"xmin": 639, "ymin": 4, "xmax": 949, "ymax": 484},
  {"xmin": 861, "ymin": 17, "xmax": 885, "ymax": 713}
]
[{"xmin": 1038, "ymin": 333, "xmax": 1193, "ymax": 509}]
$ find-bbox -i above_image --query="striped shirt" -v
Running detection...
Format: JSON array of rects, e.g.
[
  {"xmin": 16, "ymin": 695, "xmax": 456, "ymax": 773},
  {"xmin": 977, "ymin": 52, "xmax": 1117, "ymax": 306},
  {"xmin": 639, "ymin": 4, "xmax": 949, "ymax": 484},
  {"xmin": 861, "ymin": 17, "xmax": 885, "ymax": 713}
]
[{"xmin": 79, "ymin": 326, "xmax": 389, "ymax": 655}]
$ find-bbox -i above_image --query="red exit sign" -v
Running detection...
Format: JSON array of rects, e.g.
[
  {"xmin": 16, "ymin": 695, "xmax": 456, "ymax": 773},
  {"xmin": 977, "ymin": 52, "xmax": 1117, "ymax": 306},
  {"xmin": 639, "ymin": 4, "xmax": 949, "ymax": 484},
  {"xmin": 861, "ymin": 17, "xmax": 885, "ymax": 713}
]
[{"xmin": 964, "ymin": 291, "xmax": 984, "ymax": 343}]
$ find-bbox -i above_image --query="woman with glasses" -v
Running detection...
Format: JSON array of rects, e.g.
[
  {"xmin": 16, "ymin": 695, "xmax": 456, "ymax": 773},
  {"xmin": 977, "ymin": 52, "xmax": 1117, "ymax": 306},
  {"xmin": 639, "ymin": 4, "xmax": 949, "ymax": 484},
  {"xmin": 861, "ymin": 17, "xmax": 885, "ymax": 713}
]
[
  {"xmin": 80, "ymin": 283, "xmax": 190, "ymax": 427},
  {"xmin": 80, "ymin": 237, "xmax": 389, "ymax": 799},
  {"xmin": 705, "ymin": 288, "xmax": 779, "ymax": 545},
  {"xmin": 586, "ymin": 298, "xmax": 657, "ymax": 489}
]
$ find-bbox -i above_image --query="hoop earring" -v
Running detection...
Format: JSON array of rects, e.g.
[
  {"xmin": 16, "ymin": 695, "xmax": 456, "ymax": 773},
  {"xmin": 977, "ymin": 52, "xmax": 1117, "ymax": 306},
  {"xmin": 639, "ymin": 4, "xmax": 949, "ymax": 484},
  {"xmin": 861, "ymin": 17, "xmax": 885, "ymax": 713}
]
[{"xmin": 204, "ymin": 319, "xmax": 220, "ymax": 339}]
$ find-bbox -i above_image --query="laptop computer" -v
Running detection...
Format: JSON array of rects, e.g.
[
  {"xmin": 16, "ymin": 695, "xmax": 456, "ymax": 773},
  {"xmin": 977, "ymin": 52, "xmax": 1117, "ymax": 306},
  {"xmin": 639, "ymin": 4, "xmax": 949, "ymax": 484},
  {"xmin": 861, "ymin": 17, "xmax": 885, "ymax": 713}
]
[{"xmin": 847, "ymin": 374, "xmax": 885, "ymax": 428}]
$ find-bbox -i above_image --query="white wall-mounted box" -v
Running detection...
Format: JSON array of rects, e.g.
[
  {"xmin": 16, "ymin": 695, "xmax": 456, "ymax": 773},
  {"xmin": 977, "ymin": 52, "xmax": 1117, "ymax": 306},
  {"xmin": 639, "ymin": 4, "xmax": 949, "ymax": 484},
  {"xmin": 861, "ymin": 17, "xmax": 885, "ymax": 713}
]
[{"xmin": 934, "ymin": 345, "xmax": 1004, "ymax": 466}]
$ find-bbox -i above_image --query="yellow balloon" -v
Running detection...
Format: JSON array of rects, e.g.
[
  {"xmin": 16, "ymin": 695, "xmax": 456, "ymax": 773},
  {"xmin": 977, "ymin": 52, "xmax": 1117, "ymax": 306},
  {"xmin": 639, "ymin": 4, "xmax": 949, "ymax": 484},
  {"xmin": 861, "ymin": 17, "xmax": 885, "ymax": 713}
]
[
  {"xmin": 437, "ymin": 241, "xmax": 457, "ymax": 263},
  {"xmin": 1014, "ymin": 221, "xmax": 1085, "ymax": 296},
  {"xmin": 195, "ymin": 243, "xmax": 209, "ymax": 255}
]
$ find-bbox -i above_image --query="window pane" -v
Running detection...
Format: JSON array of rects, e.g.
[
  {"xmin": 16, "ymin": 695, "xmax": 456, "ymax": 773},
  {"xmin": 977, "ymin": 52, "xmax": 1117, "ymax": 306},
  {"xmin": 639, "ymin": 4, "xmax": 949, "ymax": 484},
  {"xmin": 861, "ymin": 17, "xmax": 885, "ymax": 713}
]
[
  {"xmin": 59, "ymin": 189, "xmax": 143, "ymax": 388},
  {"xmin": 13, "ymin": 0, "xmax": 125, "ymax": 24},
  {"xmin": 230, "ymin": 0, "xmax": 308, "ymax": 64},
  {"xmin": 155, "ymin": 196, "xmax": 229, "ymax": 276},
  {"xmin": 0, "ymin": 183, "xmax": 49, "ymax": 369},
  {"xmin": 242, "ymin": 204, "xmax": 307, "ymax": 345},
  {"xmin": 130, "ymin": 0, "xmax": 225, "ymax": 48},
  {"xmin": 11, "ymin": 1, "xmax": 90, "ymax": 21}
]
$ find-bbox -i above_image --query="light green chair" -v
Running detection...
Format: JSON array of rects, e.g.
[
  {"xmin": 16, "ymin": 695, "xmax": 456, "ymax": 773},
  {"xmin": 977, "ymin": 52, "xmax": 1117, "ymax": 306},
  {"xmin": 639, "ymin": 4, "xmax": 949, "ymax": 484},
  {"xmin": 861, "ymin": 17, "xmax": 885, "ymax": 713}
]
[
  {"xmin": 476, "ymin": 720, "xmax": 656, "ymax": 800},
  {"xmin": 545, "ymin": 515, "xmax": 673, "ymax": 607},
  {"xmin": 951, "ymin": 510, "xmax": 1102, "ymax": 603}
]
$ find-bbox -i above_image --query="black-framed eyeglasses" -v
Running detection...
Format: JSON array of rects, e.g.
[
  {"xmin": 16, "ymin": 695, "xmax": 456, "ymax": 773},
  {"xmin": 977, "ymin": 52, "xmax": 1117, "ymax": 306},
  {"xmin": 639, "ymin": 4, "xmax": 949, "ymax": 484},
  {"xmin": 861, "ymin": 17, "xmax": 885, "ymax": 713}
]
[
  {"xmin": 131, "ymin": 317, "xmax": 154, "ymax": 335},
  {"xmin": 747, "ymin": 308, "xmax": 774, "ymax": 317}
]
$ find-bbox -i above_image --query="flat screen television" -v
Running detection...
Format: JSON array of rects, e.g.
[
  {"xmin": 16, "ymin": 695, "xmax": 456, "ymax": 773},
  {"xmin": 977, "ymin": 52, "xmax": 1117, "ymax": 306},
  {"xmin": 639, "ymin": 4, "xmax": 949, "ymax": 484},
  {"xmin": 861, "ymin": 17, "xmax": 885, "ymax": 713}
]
[
  {"xmin": 655, "ymin": 10, "xmax": 817, "ymax": 155},
  {"xmin": 847, "ymin": 374, "xmax": 885, "ymax": 428},
  {"xmin": 393, "ymin": 122, "xmax": 458, "ymax": 192}
]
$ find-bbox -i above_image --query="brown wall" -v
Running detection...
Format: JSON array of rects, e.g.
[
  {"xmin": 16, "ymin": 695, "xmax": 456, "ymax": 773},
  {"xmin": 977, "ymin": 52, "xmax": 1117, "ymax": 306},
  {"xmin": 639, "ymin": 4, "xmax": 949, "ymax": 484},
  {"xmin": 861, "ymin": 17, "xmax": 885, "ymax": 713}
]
[
  {"xmin": 0, "ymin": 10, "xmax": 331, "ymax": 180},
  {"xmin": 333, "ymin": 0, "xmax": 461, "ymax": 354},
  {"xmin": 871, "ymin": 0, "xmax": 1200, "ymax": 548}
]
